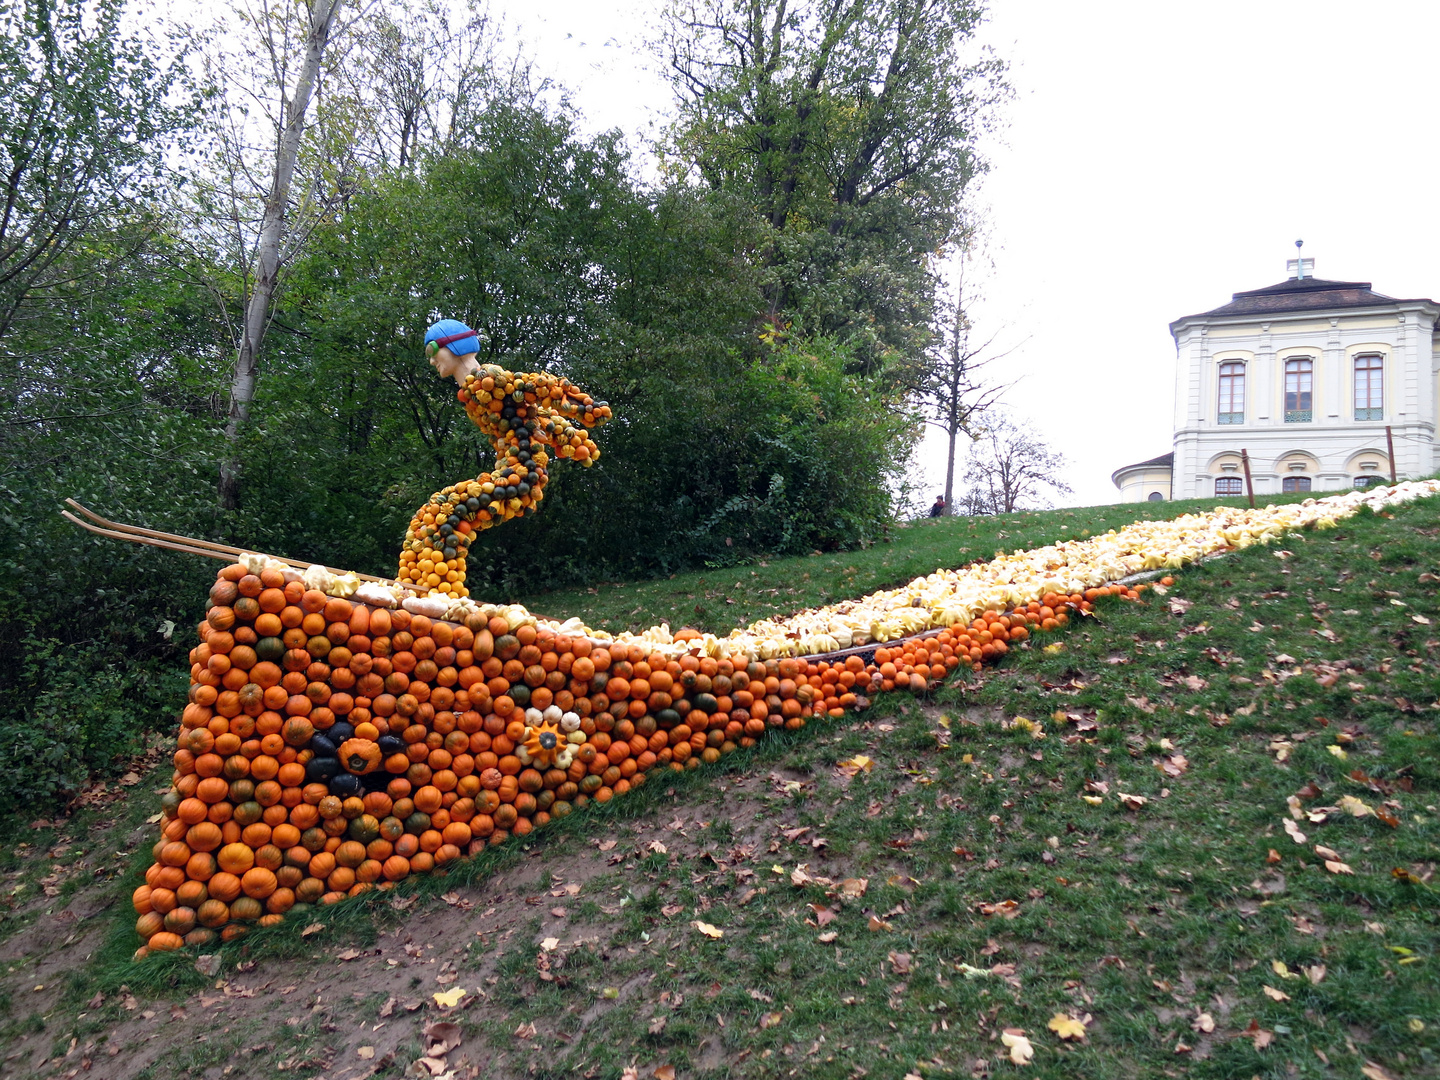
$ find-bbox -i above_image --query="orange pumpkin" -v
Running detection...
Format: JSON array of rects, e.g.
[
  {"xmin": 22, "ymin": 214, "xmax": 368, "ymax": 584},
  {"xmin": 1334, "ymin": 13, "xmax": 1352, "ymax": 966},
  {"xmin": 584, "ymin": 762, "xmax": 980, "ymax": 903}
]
[{"xmin": 340, "ymin": 738, "xmax": 381, "ymax": 775}]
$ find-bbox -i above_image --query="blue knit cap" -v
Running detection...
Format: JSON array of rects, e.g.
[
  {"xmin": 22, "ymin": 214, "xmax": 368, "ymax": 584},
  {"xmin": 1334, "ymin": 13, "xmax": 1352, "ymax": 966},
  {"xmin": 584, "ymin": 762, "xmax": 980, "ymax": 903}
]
[{"xmin": 424, "ymin": 319, "xmax": 482, "ymax": 357}]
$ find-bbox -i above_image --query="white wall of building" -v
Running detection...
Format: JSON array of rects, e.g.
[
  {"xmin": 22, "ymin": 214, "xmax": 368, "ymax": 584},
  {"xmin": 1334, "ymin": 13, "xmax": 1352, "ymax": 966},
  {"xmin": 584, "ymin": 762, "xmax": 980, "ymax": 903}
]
[{"xmin": 1168, "ymin": 300, "xmax": 1439, "ymax": 500}]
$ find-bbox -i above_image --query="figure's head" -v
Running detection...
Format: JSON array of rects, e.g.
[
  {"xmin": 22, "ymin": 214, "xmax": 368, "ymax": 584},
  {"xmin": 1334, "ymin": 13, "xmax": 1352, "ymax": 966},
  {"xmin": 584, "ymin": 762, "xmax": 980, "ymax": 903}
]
[{"xmin": 424, "ymin": 319, "xmax": 483, "ymax": 384}]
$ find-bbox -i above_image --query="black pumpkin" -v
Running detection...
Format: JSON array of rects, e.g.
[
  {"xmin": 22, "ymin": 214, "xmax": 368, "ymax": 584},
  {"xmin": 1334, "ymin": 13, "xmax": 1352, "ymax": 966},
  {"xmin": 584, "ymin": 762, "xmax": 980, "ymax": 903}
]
[{"xmin": 305, "ymin": 756, "xmax": 340, "ymax": 783}]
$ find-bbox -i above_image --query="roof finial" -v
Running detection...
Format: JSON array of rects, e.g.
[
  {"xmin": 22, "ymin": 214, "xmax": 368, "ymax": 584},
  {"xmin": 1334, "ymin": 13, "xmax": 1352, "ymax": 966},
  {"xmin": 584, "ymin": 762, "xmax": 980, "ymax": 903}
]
[{"xmin": 1287, "ymin": 239, "xmax": 1313, "ymax": 281}]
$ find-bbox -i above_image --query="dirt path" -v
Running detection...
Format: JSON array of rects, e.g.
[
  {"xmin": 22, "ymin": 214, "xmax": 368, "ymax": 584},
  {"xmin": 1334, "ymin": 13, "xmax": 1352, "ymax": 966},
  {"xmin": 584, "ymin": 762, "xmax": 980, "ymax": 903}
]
[{"xmin": 0, "ymin": 720, "xmax": 862, "ymax": 1080}]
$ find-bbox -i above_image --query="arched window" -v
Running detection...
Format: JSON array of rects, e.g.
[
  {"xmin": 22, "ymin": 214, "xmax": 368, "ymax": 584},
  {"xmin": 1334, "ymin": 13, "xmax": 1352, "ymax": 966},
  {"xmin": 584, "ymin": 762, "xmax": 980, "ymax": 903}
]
[
  {"xmin": 1147, "ymin": 491, "xmax": 1164, "ymax": 502},
  {"xmin": 1215, "ymin": 477, "xmax": 1243, "ymax": 496},
  {"xmin": 1217, "ymin": 361, "xmax": 1245, "ymax": 424},
  {"xmin": 1354, "ymin": 354, "xmax": 1383, "ymax": 420},
  {"xmin": 1282, "ymin": 476, "xmax": 1312, "ymax": 493},
  {"xmin": 1284, "ymin": 358, "xmax": 1313, "ymax": 422}
]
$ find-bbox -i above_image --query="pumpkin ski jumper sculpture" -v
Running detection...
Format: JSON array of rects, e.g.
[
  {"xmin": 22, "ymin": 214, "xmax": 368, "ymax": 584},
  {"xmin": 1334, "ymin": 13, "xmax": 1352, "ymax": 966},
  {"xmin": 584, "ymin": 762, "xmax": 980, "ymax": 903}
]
[
  {"xmin": 397, "ymin": 320, "xmax": 609, "ymax": 598},
  {"xmin": 118, "ymin": 320, "xmax": 1440, "ymax": 954}
]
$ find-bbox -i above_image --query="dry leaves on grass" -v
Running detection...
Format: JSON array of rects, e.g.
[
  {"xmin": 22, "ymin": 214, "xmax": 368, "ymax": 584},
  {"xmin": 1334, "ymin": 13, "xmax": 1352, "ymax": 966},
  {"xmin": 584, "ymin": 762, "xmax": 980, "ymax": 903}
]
[
  {"xmin": 976, "ymin": 900, "xmax": 1021, "ymax": 919},
  {"xmin": 1001, "ymin": 1029, "xmax": 1034, "ymax": 1065},
  {"xmin": 1117, "ymin": 792, "xmax": 1148, "ymax": 811},
  {"xmin": 1338, "ymin": 794, "xmax": 1374, "ymax": 817},
  {"xmin": 1262, "ymin": 985, "xmax": 1290, "ymax": 1002},
  {"xmin": 840, "ymin": 877, "xmax": 868, "ymax": 898},
  {"xmin": 1158, "ymin": 754, "xmax": 1189, "ymax": 778},
  {"xmin": 1047, "ymin": 1013, "xmax": 1089, "ymax": 1040},
  {"xmin": 693, "ymin": 921, "xmax": 723, "ymax": 939},
  {"xmin": 1192, "ymin": 1011, "xmax": 1215, "ymax": 1033},
  {"xmin": 836, "ymin": 755, "xmax": 874, "ymax": 776},
  {"xmin": 1242, "ymin": 1019, "xmax": 1274, "ymax": 1050},
  {"xmin": 809, "ymin": 904, "xmax": 837, "ymax": 926},
  {"xmin": 424, "ymin": 1022, "xmax": 462, "ymax": 1057},
  {"xmin": 432, "ymin": 987, "xmax": 466, "ymax": 1008}
]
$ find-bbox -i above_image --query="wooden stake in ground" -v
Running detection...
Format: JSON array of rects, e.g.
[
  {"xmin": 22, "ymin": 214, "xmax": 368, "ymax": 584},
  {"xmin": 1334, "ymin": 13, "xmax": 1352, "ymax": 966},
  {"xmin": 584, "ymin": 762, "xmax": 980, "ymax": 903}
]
[
  {"xmin": 1386, "ymin": 425, "xmax": 1398, "ymax": 483},
  {"xmin": 1240, "ymin": 448, "xmax": 1255, "ymax": 507}
]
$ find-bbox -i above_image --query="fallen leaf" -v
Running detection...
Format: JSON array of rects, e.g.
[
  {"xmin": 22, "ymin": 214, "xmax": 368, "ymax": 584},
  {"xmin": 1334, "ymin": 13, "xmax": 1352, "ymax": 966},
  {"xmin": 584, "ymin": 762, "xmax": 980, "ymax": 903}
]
[
  {"xmin": 1262, "ymin": 985, "xmax": 1290, "ymax": 1002},
  {"xmin": 1118, "ymin": 792, "xmax": 1148, "ymax": 811},
  {"xmin": 1360, "ymin": 1064, "xmax": 1396, "ymax": 1080},
  {"xmin": 1192, "ymin": 1011, "xmax": 1215, "ymax": 1033},
  {"xmin": 976, "ymin": 900, "xmax": 1021, "ymax": 919},
  {"xmin": 300, "ymin": 923, "xmax": 325, "ymax": 938},
  {"xmin": 867, "ymin": 915, "xmax": 893, "ymax": 932},
  {"xmin": 1266, "ymin": 849, "xmax": 1282, "ymax": 864},
  {"xmin": 1338, "ymin": 794, "xmax": 1373, "ymax": 818},
  {"xmin": 336, "ymin": 949, "xmax": 362, "ymax": 961},
  {"xmin": 693, "ymin": 921, "xmax": 723, "ymax": 939},
  {"xmin": 514, "ymin": 1021, "xmax": 537, "ymax": 1040},
  {"xmin": 379, "ymin": 997, "xmax": 395, "ymax": 1018},
  {"xmin": 1081, "ymin": 795, "xmax": 1103, "ymax": 806},
  {"xmin": 817, "ymin": 931, "xmax": 837, "ymax": 943},
  {"xmin": 1304, "ymin": 964, "xmax": 1326, "ymax": 985},
  {"xmin": 357, "ymin": 1046, "xmax": 374, "ymax": 1059},
  {"xmin": 1001, "ymin": 1029, "xmax": 1034, "ymax": 1065},
  {"xmin": 424, "ymin": 1020, "xmax": 462, "ymax": 1056},
  {"xmin": 1313, "ymin": 844, "xmax": 1341, "ymax": 861},
  {"xmin": 648, "ymin": 1016, "xmax": 668, "ymax": 1035},
  {"xmin": 1048, "ymin": 1012, "xmax": 1088, "ymax": 1040},
  {"xmin": 1271, "ymin": 960, "xmax": 1300, "ymax": 980},
  {"xmin": 540, "ymin": 937, "xmax": 560, "ymax": 952},
  {"xmin": 654, "ymin": 1066, "xmax": 676, "ymax": 1080},
  {"xmin": 809, "ymin": 904, "xmax": 837, "ymax": 926},
  {"xmin": 415, "ymin": 1057, "xmax": 449, "ymax": 1076},
  {"xmin": 1327, "ymin": 745, "xmax": 1348, "ymax": 761},
  {"xmin": 1324, "ymin": 860, "xmax": 1354, "ymax": 875},
  {"xmin": 1245, "ymin": 1019, "xmax": 1274, "ymax": 1050},
  {"xmin": 888, "ymin": 951, "xmax": 912, "ymax": 975},
  {"xmin": 837, "ymin": 755, "xmax": 874, "ymax": 774},
  {"xmin": 1283, "ymin": 818, "xmax": 1307, "ymax": 844},
  {"xmin": 647, "ymin": 840, "xmax": 667, "ymax": 855},
  {"xmin": 840, "ymin": 877, "xmax": 868, "ymax": 898},
  {"xmin": 432, "ymin": 987, "xmax": 467, "ymax": 1008},
  {"xmin": 194, "ymin": 955, "xmax": 221, "ymax": 977},
  {"xmin": 760, "ymin": 1011, "xmax": 784, "ymax": 1029}
]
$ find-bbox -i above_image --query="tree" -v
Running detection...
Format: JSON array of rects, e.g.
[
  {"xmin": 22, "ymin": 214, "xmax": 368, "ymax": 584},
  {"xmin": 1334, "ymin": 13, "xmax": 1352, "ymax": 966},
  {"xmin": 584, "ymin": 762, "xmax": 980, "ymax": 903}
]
[
  {"xmin": 959, "ymin": 415, "xmax": 1071, "ymax": 515},
  {"xmin": 915, "ymin": 251, "xmax": 1009, "ymax": 513},
  {"xmin": 0, "ymin": 0, "xmax": 192, "ymax": 343},
  {"xmin": 198, "ymin": 0, "xmax": 348, "ymax": 511},
  {"xmin": 660, "ymin": 0, "xmax": 1007, "ymax": 377}
]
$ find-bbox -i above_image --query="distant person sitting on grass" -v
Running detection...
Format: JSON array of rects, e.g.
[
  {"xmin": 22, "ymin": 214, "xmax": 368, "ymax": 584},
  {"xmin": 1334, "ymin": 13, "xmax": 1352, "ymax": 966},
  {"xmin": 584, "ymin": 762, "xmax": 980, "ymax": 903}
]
[{"xmin": 929, "ymin": 495, "xmax": 946, "ymax": 518}]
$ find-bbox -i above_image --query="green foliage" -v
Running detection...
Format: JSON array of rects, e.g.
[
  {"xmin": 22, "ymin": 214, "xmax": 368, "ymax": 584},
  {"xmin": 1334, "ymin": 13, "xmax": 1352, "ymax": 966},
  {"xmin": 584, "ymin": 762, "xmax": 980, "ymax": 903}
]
[
  {"xmin": 0, "ymin": 637, "xmax": 182, "ymax": 817},
  {"xmin": 0, "ymin": 0, "xmax": 196, "ymax": 337},
  {"xmin": 661, "ymin": 0, "xmax": 1008, "ymax": 378}
]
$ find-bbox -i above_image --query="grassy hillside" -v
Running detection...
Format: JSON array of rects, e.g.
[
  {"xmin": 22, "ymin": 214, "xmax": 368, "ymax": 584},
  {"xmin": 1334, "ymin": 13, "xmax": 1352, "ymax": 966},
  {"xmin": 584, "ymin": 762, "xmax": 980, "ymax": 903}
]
[{"xmin": 0, "ymin": 490, "xmax": 1436, "ymax": 1080}]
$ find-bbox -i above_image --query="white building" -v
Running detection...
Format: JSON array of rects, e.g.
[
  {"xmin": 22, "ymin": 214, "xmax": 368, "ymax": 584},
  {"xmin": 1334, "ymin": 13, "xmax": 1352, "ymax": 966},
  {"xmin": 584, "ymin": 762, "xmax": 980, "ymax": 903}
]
[{"xmin": 1114, "ymin": 260, "xmax": 1439, "ymax": 501}]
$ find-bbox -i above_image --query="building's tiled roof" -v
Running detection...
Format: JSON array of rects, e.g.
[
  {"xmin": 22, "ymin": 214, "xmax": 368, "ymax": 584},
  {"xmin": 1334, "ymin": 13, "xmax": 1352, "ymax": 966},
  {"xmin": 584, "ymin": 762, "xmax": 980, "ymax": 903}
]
[
  {"xmin": 1176, "ymin": 277, "xmax": 1436, "ymax": 323},
  {"xmin": 1111, "ymin": 452, "xmax": 1173, "ymax": 487}
]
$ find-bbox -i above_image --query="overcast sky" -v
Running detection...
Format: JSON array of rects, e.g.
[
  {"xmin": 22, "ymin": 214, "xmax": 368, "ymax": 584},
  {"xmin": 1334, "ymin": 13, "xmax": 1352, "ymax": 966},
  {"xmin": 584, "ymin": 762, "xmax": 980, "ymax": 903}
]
[{"xmin": 504, "ymin": 0, "xmax": 1440, "ymax": 507}]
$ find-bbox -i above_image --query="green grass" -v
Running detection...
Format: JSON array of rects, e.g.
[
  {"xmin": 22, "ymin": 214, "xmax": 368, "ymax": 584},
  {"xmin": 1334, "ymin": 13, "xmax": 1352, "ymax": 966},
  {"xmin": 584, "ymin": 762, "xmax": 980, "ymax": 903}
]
[{"xmin": 3, "ymin": 490, "xmax": 1437, "ymax": 1079}]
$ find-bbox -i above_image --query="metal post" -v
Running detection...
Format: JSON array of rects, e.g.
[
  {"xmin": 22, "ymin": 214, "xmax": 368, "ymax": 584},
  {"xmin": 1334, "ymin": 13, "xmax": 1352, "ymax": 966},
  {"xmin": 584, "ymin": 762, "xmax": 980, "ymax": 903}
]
[
  {"xmin": 1240, "ymin": 448, "xmax": 1255, "ymax": 508},
  {"xmin": 1386, "ymin": 425, "xmax": 1398, "ymax": 484}
]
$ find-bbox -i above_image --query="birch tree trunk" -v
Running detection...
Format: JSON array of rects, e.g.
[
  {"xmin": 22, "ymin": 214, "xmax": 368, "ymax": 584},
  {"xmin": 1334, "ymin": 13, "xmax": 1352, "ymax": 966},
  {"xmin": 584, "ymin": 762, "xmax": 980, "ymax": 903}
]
[{"xmin": 219, "ymin": 0, "xmax": 345, "ymax": 511}]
